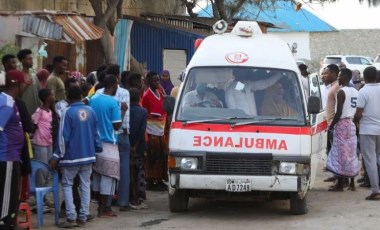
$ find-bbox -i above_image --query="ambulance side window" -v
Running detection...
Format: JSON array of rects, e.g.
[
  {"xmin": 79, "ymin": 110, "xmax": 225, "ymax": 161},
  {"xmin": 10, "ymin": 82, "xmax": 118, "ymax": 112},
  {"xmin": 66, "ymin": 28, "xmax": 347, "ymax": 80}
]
[{"xmin": 309, "ymin": 74, "xmax": 322, "ymax": 111}]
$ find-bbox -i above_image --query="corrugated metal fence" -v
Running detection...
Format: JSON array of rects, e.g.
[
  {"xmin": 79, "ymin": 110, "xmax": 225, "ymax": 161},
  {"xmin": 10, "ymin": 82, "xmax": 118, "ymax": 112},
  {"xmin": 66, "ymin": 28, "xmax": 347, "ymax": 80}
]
[{"xmin": 130, "ymin": 20, "xmax": 204, "ymax": 73}]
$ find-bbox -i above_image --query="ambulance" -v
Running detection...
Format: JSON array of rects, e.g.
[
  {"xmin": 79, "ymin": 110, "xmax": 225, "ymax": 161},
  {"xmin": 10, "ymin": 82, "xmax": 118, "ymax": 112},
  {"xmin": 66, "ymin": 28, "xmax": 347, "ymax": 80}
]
[{"xmin": 166, "ymin": 20, "xmax": 327, "ymax": 215}]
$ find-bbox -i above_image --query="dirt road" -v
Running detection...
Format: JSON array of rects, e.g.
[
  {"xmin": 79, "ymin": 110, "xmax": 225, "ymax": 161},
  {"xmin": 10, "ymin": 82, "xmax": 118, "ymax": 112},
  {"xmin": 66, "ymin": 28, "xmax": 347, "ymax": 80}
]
[{"xmin": 41, "ymin": 161, "xmax": 378, "ymax": 230}]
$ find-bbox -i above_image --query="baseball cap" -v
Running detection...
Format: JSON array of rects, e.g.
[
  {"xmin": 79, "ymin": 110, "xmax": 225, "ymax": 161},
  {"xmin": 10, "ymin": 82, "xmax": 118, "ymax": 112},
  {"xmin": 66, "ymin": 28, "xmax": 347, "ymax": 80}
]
[{"xmin": 6, "ymin": 70, "xmax": 26, "ymax": 85}]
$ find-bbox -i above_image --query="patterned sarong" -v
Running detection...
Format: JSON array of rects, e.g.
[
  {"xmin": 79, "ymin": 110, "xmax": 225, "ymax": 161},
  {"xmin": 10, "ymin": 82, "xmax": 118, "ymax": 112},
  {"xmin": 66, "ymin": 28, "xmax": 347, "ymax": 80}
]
[
  {"xmin": 326, "ymin": 118, "xmax": 359, "ymax": 177},
  {"xmin": 93, "ymin": 142, "xmax": 120, "ymax": 180},
  {"xmin": 145, "ymin": 134, "xmax": 168, "ymax": 181}
]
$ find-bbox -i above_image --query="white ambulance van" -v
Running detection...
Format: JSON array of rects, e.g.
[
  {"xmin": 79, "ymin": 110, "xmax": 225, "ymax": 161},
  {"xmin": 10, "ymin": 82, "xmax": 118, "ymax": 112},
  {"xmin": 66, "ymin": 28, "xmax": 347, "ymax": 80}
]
[{"xmin": 166, "ymin": 21, "xmax": 327, "ymax": 215}]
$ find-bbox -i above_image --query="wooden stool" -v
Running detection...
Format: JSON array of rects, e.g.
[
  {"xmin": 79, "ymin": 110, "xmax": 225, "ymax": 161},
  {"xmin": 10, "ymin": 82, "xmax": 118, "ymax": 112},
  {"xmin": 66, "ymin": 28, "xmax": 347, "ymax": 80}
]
[{"xmin": 17, "ymin": 202, "xmax": 33, "ymax": 230}]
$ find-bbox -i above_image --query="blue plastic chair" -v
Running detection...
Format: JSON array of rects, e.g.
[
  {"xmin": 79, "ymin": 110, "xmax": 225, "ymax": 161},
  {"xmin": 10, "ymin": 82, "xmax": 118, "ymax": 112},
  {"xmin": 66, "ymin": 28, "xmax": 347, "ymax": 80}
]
[{"xmin": 30, "ymin": 159, "xmax": 60, "ymax": 228}]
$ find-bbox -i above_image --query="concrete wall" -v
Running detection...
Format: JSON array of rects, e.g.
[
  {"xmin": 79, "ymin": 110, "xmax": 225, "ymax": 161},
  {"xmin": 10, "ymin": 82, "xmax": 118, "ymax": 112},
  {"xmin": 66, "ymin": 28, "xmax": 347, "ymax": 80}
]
[
  {"xmin": 0, "ymin": 15, "xmax": 23, "ymax": 46},
  {"xmin": 0, "ymin": 0, "xmax": 185, "ymax": 17},
  {"xmin": 270, "ymin": 32, "xmax": 310, "ymax": 60},
  {"xmin": 309, "ymin": 29, "xmax": 380, "ymax": 73}
]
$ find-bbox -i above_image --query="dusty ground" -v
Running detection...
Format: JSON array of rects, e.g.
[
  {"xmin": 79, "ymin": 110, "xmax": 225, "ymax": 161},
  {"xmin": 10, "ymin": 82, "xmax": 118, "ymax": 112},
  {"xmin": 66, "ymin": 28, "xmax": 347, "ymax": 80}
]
[{"xmin": 38, "ymin": 160, "xmax": 378, "ymax": 230}]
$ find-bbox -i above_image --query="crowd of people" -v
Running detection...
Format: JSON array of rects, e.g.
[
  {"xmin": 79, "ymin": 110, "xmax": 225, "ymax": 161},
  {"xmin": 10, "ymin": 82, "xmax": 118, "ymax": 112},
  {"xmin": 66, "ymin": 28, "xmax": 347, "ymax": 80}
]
[
  {"xmin": 1, "ymin": 47, "xmax": 380, "ymax": 229},
  {"xmin": 300, "ymin": 63, "xmax": 380, "ymax": 199},
  {"xmin": 0, "ymin": 49, "xmax": 177, "ymax": 229}
]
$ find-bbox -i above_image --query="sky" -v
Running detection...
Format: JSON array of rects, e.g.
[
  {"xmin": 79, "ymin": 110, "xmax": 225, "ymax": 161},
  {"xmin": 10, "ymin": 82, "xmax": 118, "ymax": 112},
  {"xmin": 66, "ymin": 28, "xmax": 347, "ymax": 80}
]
[
  {"xmin": 304, "ymin": 0, "xmax": 380, "ymax": 29},
  {"xmin": 194, "ymin": 0, "xmax": 380, "ymax": 29}
]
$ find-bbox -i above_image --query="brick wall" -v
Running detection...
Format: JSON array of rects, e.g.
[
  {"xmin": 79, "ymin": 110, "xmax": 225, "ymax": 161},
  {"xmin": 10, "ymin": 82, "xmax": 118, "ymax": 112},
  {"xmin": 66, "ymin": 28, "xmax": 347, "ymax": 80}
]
[{"xmin": 309, "ymin": 29, "xmax": 380, "ymax": 73}]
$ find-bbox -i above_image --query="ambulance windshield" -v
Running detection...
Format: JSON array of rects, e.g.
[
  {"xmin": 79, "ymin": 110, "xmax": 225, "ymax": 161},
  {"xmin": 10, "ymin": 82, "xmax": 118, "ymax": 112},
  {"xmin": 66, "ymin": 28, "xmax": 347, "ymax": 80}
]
[{"xmin": 176, "ymin": 67, "xmax": 306, "ymax": 125}]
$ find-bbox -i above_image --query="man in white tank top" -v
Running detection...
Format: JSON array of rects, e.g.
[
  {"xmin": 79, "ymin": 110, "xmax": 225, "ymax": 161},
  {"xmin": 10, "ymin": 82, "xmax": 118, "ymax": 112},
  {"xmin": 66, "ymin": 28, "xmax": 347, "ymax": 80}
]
[{"xmin": 326, "ymin": 68, "xmax": 359, "ymax": 191}]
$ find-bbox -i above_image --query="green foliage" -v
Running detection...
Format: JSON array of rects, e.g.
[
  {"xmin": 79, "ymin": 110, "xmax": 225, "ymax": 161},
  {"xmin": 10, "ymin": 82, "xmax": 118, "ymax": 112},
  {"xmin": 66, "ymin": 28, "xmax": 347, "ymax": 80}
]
[
  {"xmin": 0, "ymin": 44, "xmax": 19, "ymax": 59},
  {"xmin": 0, "ymin": 44, "xmax": 19, "ymax": 71}
]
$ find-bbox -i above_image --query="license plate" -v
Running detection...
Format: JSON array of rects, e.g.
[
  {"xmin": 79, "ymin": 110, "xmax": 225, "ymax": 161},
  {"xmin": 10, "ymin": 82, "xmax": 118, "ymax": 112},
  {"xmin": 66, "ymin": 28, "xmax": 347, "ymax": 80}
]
[{"xmin": 226, "ymin": 179, "xmax": 251, "ymax": 192}]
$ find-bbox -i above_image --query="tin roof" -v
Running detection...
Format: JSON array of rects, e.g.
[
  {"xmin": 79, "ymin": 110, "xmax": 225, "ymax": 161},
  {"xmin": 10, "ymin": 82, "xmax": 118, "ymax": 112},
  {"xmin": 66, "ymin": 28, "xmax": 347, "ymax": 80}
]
[
  {"xmin": 197, "ymin": 0, "xmax": 337, "ymax": 32},
  {"xmin": 13, "ymin": 12, "xmax": 103, "ymax": 42},
  {"xmin": 23, "ymin": 15, "xmax": 63, "ymax": 40},
  {"xmin": 53, "ymin": 15, "xmax": 103, "ymax": 42}
]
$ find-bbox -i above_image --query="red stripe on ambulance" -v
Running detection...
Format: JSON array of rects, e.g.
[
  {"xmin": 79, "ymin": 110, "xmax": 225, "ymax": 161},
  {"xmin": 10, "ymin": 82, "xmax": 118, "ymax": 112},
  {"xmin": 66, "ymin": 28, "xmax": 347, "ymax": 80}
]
[{"xmin": 171, "ymin": 121, "xmax": 327, "ymax": 135}]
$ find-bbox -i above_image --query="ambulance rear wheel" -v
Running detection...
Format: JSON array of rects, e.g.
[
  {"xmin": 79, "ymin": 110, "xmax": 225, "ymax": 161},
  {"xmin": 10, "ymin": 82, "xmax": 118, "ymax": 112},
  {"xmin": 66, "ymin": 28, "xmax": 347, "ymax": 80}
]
[
  {"xmin": 169, "ymin": 189, "xmax": 189, "ymax": 212},
  {"xmin": 290, "ymin": 192, "xmax": 308, "ymax": 215}
]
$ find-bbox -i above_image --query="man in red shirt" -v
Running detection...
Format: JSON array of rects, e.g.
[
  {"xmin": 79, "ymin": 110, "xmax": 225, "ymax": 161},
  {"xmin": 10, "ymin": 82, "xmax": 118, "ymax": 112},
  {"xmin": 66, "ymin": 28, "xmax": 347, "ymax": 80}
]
[{"xmin": 142, "ymin": 71, "xmax": 168, "ymax": 190}]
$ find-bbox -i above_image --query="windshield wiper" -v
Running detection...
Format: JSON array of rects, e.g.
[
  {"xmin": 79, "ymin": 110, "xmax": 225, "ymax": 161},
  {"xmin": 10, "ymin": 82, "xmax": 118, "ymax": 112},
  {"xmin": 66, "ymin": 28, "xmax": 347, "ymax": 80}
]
[
  {"xmin": 182, "ymin": 116, "xmax": 254, "ymax": 125},
  {"xmin": 231, "ymin": 117, "xmax": 301, "ymax": 128}
]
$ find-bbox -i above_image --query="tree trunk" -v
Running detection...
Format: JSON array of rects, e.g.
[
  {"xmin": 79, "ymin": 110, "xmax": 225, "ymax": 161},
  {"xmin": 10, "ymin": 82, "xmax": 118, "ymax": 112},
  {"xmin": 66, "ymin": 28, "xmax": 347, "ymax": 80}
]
[
  {"xmin": 89, "ymin": 0, "xmax": 118, "ymax": 64},
  {"xmin": 130, "ymin": 55, "xmax": 145, "ymax": 74},
  {"xmin": 100, "ymin": 29, "xmax": 116, "ymax": 64}
]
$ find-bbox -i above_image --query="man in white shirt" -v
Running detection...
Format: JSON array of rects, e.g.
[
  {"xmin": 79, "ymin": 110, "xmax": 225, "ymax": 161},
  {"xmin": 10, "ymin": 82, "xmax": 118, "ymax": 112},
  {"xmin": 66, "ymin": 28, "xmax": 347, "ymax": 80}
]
[
  {"xmin": 224, "ymin": 69, "xmax": 281, "ymax": 116},
  {"xmin": 298, "ymin": 64, "xmax": 310, "ymax": 99},
  {"xmin": 354, "ymin": 66, "xmax": 380, "ymax": 200}
]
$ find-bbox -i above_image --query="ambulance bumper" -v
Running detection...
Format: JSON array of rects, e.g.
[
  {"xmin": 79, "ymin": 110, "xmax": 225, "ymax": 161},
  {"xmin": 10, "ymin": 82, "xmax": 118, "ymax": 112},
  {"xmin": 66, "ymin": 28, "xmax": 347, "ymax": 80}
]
[{"xmin": 171, "ymin": 174, "xmax": 303, "ymax": 192}]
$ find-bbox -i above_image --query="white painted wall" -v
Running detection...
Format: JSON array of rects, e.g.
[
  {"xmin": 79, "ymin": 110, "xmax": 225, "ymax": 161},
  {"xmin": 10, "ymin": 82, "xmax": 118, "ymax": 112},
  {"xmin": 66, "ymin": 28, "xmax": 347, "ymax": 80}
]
[
  {"xmin": 163, "ymin": 49, "xmax": 187, "ymax": 87},
  {"xmin": 269, "ymin": 32, "xmax": 310, "ymax": 61}
]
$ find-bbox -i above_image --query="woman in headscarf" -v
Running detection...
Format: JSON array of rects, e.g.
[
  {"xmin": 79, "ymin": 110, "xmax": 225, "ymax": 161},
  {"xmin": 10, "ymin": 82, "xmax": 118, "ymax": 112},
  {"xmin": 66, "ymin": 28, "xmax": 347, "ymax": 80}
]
[
  {"xmin": 70, "ymin": 71, "xmax": 85, "ymax": 85},
  {"xmin": 159, "ymin": 70, "xmax": 174, "ymax": 95},
  {"xmin": 260, "ymin": 81, "xmax": 298, "ymax": 117}
]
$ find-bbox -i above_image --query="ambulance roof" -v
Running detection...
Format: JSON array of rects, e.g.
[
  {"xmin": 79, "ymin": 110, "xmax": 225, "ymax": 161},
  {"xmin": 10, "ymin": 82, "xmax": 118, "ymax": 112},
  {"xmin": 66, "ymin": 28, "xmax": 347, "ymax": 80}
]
[{"xmin": 187, "ymin": 33, "xmax": 298, "ymax": 72}]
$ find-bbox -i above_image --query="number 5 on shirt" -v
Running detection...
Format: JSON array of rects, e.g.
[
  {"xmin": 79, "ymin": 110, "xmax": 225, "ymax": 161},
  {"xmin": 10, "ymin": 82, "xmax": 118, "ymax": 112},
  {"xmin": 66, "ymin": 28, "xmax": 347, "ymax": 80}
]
[{"xmin": 351, "ymin": 97, "xmax": 357, "ymax": 108}]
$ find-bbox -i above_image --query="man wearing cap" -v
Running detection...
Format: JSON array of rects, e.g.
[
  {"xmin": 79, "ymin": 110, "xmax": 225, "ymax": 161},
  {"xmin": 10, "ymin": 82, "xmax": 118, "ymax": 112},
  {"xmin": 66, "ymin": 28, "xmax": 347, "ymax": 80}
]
[
  {"xmin": 298, "ymin": 63, "xmax": 310, "ymax": 99},
  {"xmin": 182, "ymin": 83, "xmax": 223, "ymax": 108},
  {"xmin": 0, "ymin": 70, "xmax": 26, "ymax": 229}
]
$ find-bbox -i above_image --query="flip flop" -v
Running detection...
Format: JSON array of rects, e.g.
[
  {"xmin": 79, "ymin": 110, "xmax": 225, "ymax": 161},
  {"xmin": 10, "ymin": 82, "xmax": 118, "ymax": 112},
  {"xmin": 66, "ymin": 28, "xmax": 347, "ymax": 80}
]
[{"xmin": 365, "ymin": 193, "xmax": 380, "ymax": 201}]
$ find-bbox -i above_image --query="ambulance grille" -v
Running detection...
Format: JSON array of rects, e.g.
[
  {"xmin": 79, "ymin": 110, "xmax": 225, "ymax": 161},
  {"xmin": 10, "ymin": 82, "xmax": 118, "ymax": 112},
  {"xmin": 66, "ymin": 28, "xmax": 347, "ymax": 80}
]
[{"xmin": 205, "ymin": 154, "xmax": 272, "ymax": 175}]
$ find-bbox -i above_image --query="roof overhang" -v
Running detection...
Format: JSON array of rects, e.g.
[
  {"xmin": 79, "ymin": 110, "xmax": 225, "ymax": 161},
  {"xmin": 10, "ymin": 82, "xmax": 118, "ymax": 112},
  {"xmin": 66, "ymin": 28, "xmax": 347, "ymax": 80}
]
[{"xmin": 21, "ymin": 13, "xmax": 103, "ymax": 43}]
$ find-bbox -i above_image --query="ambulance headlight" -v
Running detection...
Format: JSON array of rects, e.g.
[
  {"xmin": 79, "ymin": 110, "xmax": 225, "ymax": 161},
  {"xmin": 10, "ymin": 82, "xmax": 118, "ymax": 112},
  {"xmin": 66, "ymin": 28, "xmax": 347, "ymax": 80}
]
[
  {"xmin": 279, "ymin": 162, "xmax": 297, "ymax": 174},
  {"xmin": 180, "ymin": 158, "xmax": 198, "ymax": 170}
]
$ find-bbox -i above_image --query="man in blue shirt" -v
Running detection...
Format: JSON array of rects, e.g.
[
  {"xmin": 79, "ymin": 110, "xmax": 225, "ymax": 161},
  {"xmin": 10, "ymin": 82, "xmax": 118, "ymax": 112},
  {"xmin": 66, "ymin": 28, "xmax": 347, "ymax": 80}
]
[
  {"xmin": 90, "ymin": 75, "xmax": 122, "ymax": 217},
  {"xmin": 96, "ymin": 65, "xmax": 131, "ymax": 211},
  {"xmin": 50, "ymin": 86, "xmax": 101, "ymax": 227}
]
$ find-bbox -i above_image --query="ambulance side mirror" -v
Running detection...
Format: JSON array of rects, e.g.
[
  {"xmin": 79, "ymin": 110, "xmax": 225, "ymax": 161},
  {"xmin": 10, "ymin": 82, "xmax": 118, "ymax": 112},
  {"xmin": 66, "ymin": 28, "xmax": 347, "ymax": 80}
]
[
  {"xmin": 179, "ymin": 71, "xmax": 185, "ymax": 82},
  {"xmin": 307, "ymin": 96, "xmax": 321, "ymax": 114},
  {"xmin": 164, "ymin": 95, "xmax": 176, "ymax": 116}
]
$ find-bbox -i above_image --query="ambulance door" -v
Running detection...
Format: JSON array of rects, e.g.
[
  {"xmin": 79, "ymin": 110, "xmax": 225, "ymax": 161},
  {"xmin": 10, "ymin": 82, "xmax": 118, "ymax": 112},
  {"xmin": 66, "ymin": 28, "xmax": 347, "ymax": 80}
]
[{"xmin": 309, "ymin": 74, "xmax": 327, "ymax": 188}]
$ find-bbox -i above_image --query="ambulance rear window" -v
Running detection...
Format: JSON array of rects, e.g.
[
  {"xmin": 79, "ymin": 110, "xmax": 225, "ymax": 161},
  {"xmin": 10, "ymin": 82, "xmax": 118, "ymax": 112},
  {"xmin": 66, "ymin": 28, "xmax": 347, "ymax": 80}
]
[{"xmin": 176, "ymin": 67, "xmax": 306, "ymax": 125}]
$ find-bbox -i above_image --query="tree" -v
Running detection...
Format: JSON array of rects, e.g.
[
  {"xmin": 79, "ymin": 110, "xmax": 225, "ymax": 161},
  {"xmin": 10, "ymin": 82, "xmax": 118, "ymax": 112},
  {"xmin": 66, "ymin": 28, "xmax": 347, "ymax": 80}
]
[
  {"xmin": 89, "ymin": 0, "xmax": 124, "ymax": 64},
  {"xmin": 88, "ymin": 0, "xmax": 146, "ymax": 73},
  {"xmin": 182, "ymin": 0, "xmax": 380, "ymax": 21}
]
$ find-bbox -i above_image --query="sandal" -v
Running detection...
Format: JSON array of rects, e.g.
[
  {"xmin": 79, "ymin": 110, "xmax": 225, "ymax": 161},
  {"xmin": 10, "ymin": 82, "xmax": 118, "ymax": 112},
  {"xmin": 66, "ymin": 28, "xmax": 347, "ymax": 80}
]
[
  {"xmin": 98, "ymin": 210, "xmax": 117, "ymax": 218},
  {"xmin": 365, "ymin": 193, "xmax": 380, "ymax": 201}
]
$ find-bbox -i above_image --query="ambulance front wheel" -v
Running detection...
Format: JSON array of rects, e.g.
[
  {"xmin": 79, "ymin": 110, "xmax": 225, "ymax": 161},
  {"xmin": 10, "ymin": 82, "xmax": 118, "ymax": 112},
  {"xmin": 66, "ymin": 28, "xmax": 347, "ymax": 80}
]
[
  {"xmin": 290, "ymin": 192, "xmax": 308, "ymax": 215},
  {"xmin": 169, "ymin": 189, "xmax": 189, "ymax": 212}
]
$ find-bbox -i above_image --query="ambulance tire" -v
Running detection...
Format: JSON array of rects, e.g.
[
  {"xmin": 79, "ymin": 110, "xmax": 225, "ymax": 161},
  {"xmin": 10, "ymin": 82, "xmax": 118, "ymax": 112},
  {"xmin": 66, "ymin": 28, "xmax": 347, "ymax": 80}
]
[
  {"xmin": 290, "ymin": 193, "xmax": 308, "ymax": 215},
  {"xmin": 169, "ymin": 189, "xmax": 189, "ymax": 212}
]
